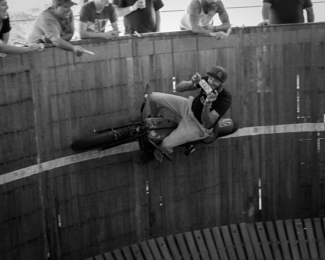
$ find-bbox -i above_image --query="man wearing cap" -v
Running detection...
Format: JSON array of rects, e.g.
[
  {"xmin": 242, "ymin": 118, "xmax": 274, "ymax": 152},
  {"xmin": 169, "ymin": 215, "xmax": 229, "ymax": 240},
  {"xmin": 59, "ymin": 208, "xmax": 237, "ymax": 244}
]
[
  {"xmin": 138, "ymin": 65, "xmax": 232, "ymax": 164},
  {"xmin": 27, "ymin": 0, "xmax": 85, "ymax": 56}
]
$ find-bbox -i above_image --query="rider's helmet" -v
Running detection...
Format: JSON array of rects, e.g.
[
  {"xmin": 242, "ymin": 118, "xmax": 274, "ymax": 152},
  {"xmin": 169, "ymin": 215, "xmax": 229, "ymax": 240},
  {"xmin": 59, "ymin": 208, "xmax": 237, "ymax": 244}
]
[{"xmin": 207, "ymin": 66, "xmax": 228, "ymax": 84}]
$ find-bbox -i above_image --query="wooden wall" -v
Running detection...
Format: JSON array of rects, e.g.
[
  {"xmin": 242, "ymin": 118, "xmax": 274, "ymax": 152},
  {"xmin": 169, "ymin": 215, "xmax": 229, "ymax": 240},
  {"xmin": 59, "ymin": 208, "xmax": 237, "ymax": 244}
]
[{"xmin": 0, "ymin": 23, "xmax": 324, "ymax": 260}]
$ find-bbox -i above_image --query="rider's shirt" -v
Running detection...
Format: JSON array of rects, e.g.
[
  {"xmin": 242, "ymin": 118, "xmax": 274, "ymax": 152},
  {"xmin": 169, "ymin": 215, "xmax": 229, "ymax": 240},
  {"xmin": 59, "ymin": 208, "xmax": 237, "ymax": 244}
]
[{"xmin": 191, "ymin": 76, "xmax": 232, "ymax": 128}]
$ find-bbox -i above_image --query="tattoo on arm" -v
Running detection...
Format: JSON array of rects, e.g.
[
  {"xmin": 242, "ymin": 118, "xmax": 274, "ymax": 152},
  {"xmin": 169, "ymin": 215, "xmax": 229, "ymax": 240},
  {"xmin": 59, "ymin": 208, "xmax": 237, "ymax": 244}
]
[
  {"xmin": 176, "ymin": 81, "xmax": 198, "ymax": 92},
  {"xmin": 201, "ymin": 105, "xmax": 219, "ymax": 128}
]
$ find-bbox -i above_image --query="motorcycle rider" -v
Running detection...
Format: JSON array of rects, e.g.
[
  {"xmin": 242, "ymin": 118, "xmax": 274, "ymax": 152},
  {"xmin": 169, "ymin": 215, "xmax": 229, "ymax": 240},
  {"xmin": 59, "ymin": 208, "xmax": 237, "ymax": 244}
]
[{"xmin": 137, "ymin": 65, "xmax": 232, "ymax": 164}]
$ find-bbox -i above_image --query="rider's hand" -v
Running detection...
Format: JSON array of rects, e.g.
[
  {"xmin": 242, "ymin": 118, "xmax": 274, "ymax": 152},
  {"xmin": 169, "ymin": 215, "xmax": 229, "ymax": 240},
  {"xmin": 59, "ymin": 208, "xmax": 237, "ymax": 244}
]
[
  {"xmin": 206, "ymin": 91, "xmax": 218, "ymax": 103},
  {"xmin": 73, "ymin": 45, "xmax": 84, "ymax": 57},
  {"xmin": 210, "ymin": 31, "xmax": 228, "ymax": 39},
  {"xmin": 191, "ymin": 72, "xmax": 201, "ymax": 86}
]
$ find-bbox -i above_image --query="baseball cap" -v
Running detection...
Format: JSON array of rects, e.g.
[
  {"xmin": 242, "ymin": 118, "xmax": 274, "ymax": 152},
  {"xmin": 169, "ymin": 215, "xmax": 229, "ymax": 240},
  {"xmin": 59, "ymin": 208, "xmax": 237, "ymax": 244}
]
[
  {"xmin": 53, "ymin": 0, "xmax": 77, "ymax": 7},
  {"xmin": 207, "ymin": 66, "xmax": 228, "ymax": 83}
]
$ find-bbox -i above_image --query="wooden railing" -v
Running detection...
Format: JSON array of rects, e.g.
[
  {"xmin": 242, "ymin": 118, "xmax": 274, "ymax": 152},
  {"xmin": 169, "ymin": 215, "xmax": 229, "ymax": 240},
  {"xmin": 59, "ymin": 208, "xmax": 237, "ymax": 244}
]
[{"xmin": 89, "ymin": 218, "xmax": 325, "ymax": 260}]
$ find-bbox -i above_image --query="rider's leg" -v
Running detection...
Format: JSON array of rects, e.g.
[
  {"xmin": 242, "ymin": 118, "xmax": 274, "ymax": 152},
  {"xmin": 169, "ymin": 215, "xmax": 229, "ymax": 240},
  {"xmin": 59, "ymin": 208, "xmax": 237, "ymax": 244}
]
[
  {"xmin": 161, "ymin": 116, "xmax": 205, "ymax": 153},
  {"xmin": 149, "ymin": 92, "xmax": 188, "ymax": 118}
]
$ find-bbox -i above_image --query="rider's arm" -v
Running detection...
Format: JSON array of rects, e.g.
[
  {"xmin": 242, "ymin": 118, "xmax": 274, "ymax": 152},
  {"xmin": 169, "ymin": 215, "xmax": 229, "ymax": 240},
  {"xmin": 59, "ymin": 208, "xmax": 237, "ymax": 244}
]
[
  {"xmin": 201, "ymin": 103, "xmax": 220, "ymax": 129},
  {"xmin": 176, "ymin": 80, "xmax": 198, "ymax": 92}
]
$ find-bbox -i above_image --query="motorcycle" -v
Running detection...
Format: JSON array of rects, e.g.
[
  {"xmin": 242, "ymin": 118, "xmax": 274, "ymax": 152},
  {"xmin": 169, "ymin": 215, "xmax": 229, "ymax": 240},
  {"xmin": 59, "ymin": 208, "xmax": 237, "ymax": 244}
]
[{"xmin": 71, "ymin": 84, "xmax": 239, "ymax": 161}]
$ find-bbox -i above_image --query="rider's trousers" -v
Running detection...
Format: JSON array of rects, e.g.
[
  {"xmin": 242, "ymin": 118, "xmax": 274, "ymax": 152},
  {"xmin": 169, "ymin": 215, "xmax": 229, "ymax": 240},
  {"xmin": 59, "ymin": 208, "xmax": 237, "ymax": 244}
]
[{"xmin": 149, "ymin": 92, "xmax": 213, "ymax": 155}]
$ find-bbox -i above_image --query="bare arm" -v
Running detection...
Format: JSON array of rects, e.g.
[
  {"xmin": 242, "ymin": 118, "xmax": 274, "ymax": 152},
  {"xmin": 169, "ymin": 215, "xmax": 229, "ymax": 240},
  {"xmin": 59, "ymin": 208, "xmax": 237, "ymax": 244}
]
[
  {"xmin": 49, "ymin": 35, "xmax": 84, "ymax": 56},
  {"xmin": 213, "ymin": 2, "xmax": 230, "ymax": 32},
  {"xmin": 262, "ymin": 2, "xmax": 271, "ymax": 20},
  {"xmin": 201, "ymin": 102, "xmax": 220, "ymax": 129},
  {"xmin": 305, "ymin": 7, "xmax": 314, "ymax": 22},
  {"xmin": 176, "ymin": 81, "xmax": 198, "ymax": 92},
  {"xmin": 155, "ymin": 10, "xmax": 161, "ymax": 32},
  {"xmin": 113, "ymin": 1, "xmax": 143, "ymax": 17},
  {"xmin": 190, "ymin": 12, "xmax": 211, "ymax": 36},
  {"xmin": 0, "ymin": 43, "xmax": 41, "ymax": 54},
  {"xmin": 2, "ymin": 32, "xmax": 9, "ymax": 44},
  {"xmin": 79, "ymin": 21, "xmax": 118, "ymax": 39}
]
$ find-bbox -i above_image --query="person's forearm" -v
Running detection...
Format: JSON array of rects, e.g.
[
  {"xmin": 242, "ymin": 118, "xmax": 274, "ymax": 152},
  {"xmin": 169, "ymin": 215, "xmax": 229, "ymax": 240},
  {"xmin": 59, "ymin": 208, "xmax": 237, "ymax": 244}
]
[
  {"xmin": 0, "ymin": 44, "xmax": 33, "ymax": 54},
  {"xmin": 80, "ymin": 30, "xmax": 106, "ymax": 39},
  {"xmin": 155, "ymin": 11, "xmax": 161, "ymax": 32},
  {"xmin": 201, "ymin": 103, "xmax": 214, "ymax": 128},
  {"xmin": 114, "ymin": 6, "xmax": 134, "ymax": 17},
  {"xmin": 50, "ymin": 37, "xmax": 75, "ymax": 52},
  {"xmin": 193, "ymin": 26, "xmax": 213, "ymax": 36},
  {"xmin": 307, "ymin": 10, "xmax": 315, "ymax": 22},
  {"xmin": 61, "ymin": 33, "xmax": 73, "ymax": 41},
  {"xmin": 176, "ymin": 81, "xmax": 197, "ymax": 92},
  {"xmin": 213, "ymin": 22, "xmax": 230, "ymax": 32},
  {"xmin": 2, "ymin": 33, "xmax": 9, "ymax": 44}
]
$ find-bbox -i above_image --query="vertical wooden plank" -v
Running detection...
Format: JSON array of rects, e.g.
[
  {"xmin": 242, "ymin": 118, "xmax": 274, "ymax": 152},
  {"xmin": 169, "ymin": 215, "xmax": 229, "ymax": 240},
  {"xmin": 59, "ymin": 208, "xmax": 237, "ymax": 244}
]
[
  {"xmin": 294, "ymin": 219, "xmax": 309, "ymax": 260},
  {"xmin": 131, "ymin": 244, "xmax": 145, "ymax": 260},
  {"xmin": 156, "ymin": 237, "xmax": 172, "ymax": 260},
  {"xmin": 284, "ymin": 220, "xmax": 300, "ymax": 260},
  {"xmin": 184, "ymin": 232, "xmax": 201, "ymax": 260},
  {"xmin": 275, "ymin": 220, "xmax": 291, "ymax": 260},
  {"xmin": 122, "ymin": 246, "xmax": 134, "ymax": 260},
  {"xmin": 148, "ymin": 239, "xmax": 163, "ymax": 260},
  {"xmin": 238, "ymin": 223, "xmax": 256, "ymax": 260},
  {"xmin": 193, "ymin": 230, "xmax": 211, "ymax": 260},
  {"xmin": 113, "ymin": 249, "xmax": 126, "ymax": 260},
  {"xmin": 220, "ymin": 225, "xmax": 238, "ymax": 260},
  {"xmin": 202, "ymin": 228, "xmax": 220, "ymax": 260},
  {"xmin": 139, "ymin": 241, "xmax": 154, "ymax": 260},
  {"xmin": 229, "ymin": 224, "xmax": 246, "ymax": 260},
  {"xmin": 303, "ymin": 219, "xmax": 319, "ymax": 260},
  {"xmin": 166, "ymin": 235, "xmax": 182, "ymax": 260},
  {"xmin": 255, "ymin": 222, "xmax": 273, "ymax": 260},
  {"xmin": 212, "ymin": 227, "xmax": 229, "ymax": 260},
  {"xmin": 314, "ymin": 218, "xmax": 325, "ymax": 259},
  {"xmin": 175, "ymin": 233, "xmax": 192, "ymax": 260},
  {"xmin": 247, "ymin": 223, "xmax": 265, "ymax": 260},
  {"xmin": 103, "ymin": 252, "xmax": 115, "ymax": 260},
  {"xmin": 265, "ymin": 221, "xmax": 283, "ymax": 260}
]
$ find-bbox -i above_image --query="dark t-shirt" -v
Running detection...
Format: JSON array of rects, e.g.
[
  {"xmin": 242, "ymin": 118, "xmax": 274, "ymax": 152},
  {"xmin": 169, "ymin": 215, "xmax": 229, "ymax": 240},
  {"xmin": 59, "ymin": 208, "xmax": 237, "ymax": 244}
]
[
  {"xmin": 112, "ymin": 0, "xmax": 164, "ymax": 34},
  {"xmin": 80, "ymin": 2, "xmax": 117, "ymax": 33},
  {"xmin": 263, "ymin": 0, "xmax": 313, "ymax": 24},
  {"xmin": 0, "ymin": 16, "xmax": 11, "ymax": 40},
  {"xmin": 191, "ymin": 76, "xmax": 232, "ymax": 127}
]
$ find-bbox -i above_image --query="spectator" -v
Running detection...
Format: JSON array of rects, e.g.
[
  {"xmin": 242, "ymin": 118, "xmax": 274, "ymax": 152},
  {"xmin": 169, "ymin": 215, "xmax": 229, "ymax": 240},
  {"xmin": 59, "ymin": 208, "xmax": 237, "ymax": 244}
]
[
  {"xmin": 112, "ymin": 0, "xmax": 164, "ymax": 35},
  {"xmin": 259, "ymin": 0, "xmax": 315, "ymax": 25},
  {"xmin": 79, "ymin": 0, "xmax": 120, "ymax": 39},
  {"xmin": 180, "ymin": 0, "xmax": 230, "ymax": 38},
  {"xmin": 0, "ymin": 0, "xmax": 41, "ymax": 54},
  {"xmin": 27, "ymin": 0, "xmax": 85, "ymax": 56}
]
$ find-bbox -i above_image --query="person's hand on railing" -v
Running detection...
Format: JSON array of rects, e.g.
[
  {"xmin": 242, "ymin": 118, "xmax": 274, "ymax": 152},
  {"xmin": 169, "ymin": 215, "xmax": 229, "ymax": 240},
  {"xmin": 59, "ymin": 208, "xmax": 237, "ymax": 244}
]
[
  {"xmin": 102, "ymin": 30, "xmax": 120, "ymax": 40},
  {"xmin": 258, "ymin": 20, "xmax": 270, "ymax": 26},
  {"xmin": 210, "ymin": 31, "xmax": 228, "ymax": 39}
]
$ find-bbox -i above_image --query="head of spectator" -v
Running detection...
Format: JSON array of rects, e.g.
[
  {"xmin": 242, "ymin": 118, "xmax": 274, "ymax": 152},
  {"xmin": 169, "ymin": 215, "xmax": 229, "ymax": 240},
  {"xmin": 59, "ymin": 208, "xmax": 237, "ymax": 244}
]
[
  {"xmin": 180, "ymin": 0, "xmax": 231, "ymax": 38},
  {"xmin": 113, "ymin": 0, "xmax": 164, "ymax": 35},
  {"xmin": 27, "ymin": 0, "xmax": 86, "ymax": 56},
  {"xmin": 52, "ymin": 0, "xmax": 77, "ymax": 20},
  {"xmin": 79, "ymin": 0, "xmax": 120, "ymax": 40}
]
